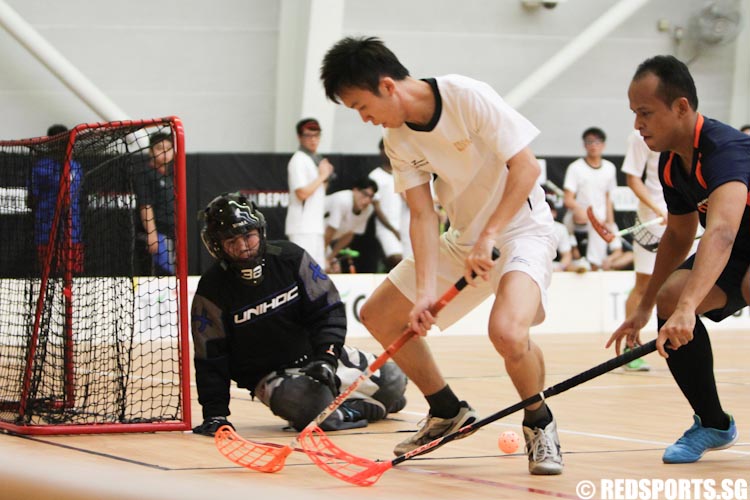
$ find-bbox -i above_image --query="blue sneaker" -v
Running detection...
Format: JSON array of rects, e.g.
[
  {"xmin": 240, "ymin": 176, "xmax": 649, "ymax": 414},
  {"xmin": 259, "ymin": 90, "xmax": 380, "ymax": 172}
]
[{"xmin": 662, "ymin": 414, "xmax": 738, "ymax": 464}]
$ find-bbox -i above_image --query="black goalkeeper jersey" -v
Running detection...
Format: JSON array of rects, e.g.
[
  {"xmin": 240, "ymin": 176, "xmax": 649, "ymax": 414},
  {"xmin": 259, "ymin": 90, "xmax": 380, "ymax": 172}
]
[{"xmin": 191, "ymin": 240, "xmax": 346, "ymax": 418}]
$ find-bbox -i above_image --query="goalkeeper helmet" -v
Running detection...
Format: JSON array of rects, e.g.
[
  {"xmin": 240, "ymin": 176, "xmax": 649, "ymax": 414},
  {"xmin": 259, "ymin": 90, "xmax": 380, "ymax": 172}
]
[{"xmin": 201, "ymin": 192, "xmax": 267, "ymax": 285}]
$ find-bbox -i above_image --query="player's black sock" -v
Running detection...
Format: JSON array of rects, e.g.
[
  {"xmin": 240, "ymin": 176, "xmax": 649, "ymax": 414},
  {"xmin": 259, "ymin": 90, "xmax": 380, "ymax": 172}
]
[
  {"xmin": 426, "ymin": 385, "xmax": 461, "ymax": 419},
  {"xmin": 523, "ymin": 402, "xmax": 552, "ymax": 429},
  {"xmin": 659, "ymin": 316, "xmax": 729, "ymax": 430}
]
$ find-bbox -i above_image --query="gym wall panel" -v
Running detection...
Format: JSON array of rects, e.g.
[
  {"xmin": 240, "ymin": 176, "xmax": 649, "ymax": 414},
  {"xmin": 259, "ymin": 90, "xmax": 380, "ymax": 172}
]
[{"xmin": 0, "ymin": 0, "xmax": 743, "ymax": 155}]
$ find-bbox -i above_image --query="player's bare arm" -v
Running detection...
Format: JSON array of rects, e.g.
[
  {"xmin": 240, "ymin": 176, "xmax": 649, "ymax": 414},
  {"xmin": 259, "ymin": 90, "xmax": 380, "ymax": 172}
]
[
  {"xmin": 139, "ymin": 205, "xmax": 159, "ymax": 254},
  {"xmin": 563, "ymin": 188, "xmax": 586, "ymax": 224},
  {"xmin": 329, "ymin": 232, "xmax": 354, "ymax": 260},
  {"xmin": 468, "ymin": 147, "xmax": 540, "ymax": 284},
  {"xmin": 656, "ymin": 181, "xmax": 747, "ymax": 357},
  {"xmin": 294, "ymin": 159, "xmax": 333, "ymax": 201},
  {"xmin": 626, "ymin": 173, "xmax": 667, "ymax": 221},
  {"xmin": 607, "ymin": 211, "xmax": 698, "ymax": 354},
  {"xmin": 373, "ymin": 201, "xmax": 400, "ymax": 238},
  {"xmin": 605, "ymin": 192, "xmax": 615, "ymax": 226},
  {"xmin": 404, "ymin": 182, "xmax": 440, "ymax": 335}
]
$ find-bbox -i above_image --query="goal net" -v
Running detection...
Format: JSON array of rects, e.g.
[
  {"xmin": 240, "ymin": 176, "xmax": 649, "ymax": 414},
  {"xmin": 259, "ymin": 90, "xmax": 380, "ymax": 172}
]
[{"xmin": 0, "ymin": 117, "xmax": 191, "ymax": 434}]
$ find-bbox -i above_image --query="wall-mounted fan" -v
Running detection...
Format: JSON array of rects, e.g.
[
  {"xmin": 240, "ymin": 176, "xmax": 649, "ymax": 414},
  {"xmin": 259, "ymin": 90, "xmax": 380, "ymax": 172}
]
[{"xmin": 690, "ymin": 0, "xmax": 743, "ymax": 46}]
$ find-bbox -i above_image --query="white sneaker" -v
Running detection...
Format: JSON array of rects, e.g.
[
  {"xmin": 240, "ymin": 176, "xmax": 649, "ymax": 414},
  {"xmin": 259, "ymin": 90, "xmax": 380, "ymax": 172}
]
[
  {"xmin": 393, "ymin": 401, "xmax": 477, "ymax": 456},
  {"xmin": 523, "ymin": 417, "xmax": 563, "ymax": 475}
]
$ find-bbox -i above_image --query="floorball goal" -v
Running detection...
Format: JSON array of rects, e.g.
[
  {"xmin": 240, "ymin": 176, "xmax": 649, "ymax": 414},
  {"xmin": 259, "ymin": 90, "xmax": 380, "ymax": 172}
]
[{"xmin": 0, "ymin": 117, "xmax": 191, "ymax": 434}]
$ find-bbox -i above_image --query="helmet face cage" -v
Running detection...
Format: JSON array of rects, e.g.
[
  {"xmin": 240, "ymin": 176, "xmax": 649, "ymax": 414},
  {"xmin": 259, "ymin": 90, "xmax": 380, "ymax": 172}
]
[{"xmin": 201, "ymin": 193, "xmax": 267, "ymax": 285}]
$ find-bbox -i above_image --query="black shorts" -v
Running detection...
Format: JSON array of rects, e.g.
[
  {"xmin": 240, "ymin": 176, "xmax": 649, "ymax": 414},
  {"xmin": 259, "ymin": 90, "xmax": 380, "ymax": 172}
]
[{"xmin": 679, "ymin": 251, "xmax": 750, "ymax": 322}]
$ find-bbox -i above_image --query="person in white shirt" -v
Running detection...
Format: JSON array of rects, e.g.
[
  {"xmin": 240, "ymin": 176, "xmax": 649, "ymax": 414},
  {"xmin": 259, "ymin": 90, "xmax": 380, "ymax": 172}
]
[
  {"xmin": 619, "ymin": 130, "xmax": 668, "ymax": 371},
  {"xmin": 321, "ymin": 36, "xmax": 562, "ymax": 475},
  {"xmin": 284, "ymin": 118, "xmax": 334, "ymax": 267},
  {"xmin": 563, "ymin": 127, "xmax": 617, "ymax": 270},
  {"xmin": 546, "ymin": 199, "xmax": 572, "ymax": 272},
  {"xmin": 369, "ymin": 139, "xmax": 411, "ymax": 270},
  {"xmin": 324, "ymin": 178, "xmax": 377, "ymax": 271}
]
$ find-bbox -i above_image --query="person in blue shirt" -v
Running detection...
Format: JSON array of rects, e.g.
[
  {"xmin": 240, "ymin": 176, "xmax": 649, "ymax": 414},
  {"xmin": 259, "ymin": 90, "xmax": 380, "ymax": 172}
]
[
  {"xmin": 134, "ymin": 132, "xmax": 176, "ymax": 275},
  {"xmin": 609, "ymin": 55, "xmax": 750, "ymax": 464},
  {"xmin": 29, "ymin": 124, "xmax": 84, "ymax": 275}
]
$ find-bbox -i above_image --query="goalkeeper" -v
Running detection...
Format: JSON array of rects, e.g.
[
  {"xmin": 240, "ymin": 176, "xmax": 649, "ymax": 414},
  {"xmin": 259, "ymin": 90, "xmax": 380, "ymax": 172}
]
[{"xmin": 191, "ymin": 192, "xmax": 407, "ymax": 436}]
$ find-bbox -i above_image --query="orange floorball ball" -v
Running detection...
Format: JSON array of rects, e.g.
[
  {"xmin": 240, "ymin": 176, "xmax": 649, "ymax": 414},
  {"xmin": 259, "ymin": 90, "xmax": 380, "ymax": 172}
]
[{"xmin": 498, "ymin": 430, "xmax": 520, "ymax": 454}]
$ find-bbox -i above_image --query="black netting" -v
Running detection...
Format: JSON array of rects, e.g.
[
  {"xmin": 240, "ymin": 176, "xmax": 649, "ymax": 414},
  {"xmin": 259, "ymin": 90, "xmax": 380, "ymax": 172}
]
[{"xmin": 0, "ymin": 119, "xmax": 187, "ymax": 432}]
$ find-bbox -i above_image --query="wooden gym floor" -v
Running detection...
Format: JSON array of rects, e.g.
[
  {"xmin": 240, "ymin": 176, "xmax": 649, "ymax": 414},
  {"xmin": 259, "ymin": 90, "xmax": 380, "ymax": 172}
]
[{"xmin": 1, "ymin": 331, "xmax": 748, "ymax": 500}]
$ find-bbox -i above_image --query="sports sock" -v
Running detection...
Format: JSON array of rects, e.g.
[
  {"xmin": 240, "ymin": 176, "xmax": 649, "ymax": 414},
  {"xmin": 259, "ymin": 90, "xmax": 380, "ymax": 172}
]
[
  {"xmin": 425, "ymin": 385, "xmax": 461, "ymax": 419},
  {"xmin": 660, "ymin": 316, "xmax": 729, "ymax": 430},
  {"xmin": 523, "ymin": 402, "xmax": 552, "ymax": 429}
]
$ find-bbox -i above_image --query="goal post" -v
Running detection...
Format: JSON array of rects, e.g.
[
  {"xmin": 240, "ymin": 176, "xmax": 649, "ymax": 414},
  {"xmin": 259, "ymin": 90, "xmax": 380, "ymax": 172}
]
[{"xmin": 0, "ymin": 117, "xmax": 191, "ymax": 434}]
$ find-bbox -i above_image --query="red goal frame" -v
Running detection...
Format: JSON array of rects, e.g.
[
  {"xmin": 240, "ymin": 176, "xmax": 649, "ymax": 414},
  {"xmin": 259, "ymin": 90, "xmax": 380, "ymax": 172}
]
[{"xmin": 0, "ymin": 117, "xmax": 191, "ymax": 434}]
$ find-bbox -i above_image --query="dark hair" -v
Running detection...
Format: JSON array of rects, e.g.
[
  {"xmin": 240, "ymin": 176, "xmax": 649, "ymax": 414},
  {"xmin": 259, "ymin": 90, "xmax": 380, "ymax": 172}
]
[
  {"xmin": 740, "ymin": 124, "xmax": 750, "ymax": 133},
  {"xmin": 45, "ymin": 124, "xmax": 69, "ymax": 159},
  {"xmin": 352, "ymin": 177, "xmax": 378, "ymax": 193},
  {"xmin": 47, "ymin": 124, "xmax": 68, "ymax": 136},
  {"xmin": 582, "ymin": 127, "xmax": 606, "ymax": 142},
  {"xmin": 321, "ymin": 36, "xmax": 410, "ymax": 104},
  {"xmin": 633, "ymin": 55, "xmax": 698, "ymax": 110},
  {"xmin": 296, "ymin": 118, "xmax": 321, "ymax": 136},
  {"xmin": 149, "ymin": 131, "xmax": 173, "ymax": 149}
]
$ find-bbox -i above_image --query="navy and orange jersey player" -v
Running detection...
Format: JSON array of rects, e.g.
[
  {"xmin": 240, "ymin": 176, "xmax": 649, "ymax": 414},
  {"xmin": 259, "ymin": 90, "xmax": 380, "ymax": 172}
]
[
  {"xmin": 609, "ymin": 54, "xmax": 750, "ymax": 465},
  {"xmin": 659, "ymin": 114, "xmax": 750, "ymax": 257}
]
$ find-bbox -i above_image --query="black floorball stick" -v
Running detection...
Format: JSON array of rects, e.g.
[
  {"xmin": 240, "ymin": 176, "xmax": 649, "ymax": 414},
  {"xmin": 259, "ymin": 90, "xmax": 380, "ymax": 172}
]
[{"xmin": 302, "ymin": 340, "xmax": 658, "ymax": 486}]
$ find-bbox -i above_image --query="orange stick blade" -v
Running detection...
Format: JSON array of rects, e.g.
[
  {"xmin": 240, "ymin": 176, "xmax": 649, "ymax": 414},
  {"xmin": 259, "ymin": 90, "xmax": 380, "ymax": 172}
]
[
  {"xmin": 214, "ymin": 425, "xmax": 293, "ymax": 473},
  {"xmin": 299, "ymin": 425, "xmax": 392, "ymax": 486}
]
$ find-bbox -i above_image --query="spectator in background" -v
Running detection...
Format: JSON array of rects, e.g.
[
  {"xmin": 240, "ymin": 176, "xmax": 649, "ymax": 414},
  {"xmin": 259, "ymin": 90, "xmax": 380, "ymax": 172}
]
[
  {"xmin": 600, "ymin": 235, "xmax": 633, "ymax": 271},
  {"xmin": 28, "ymin": 124, "xmax": 84, "ymax": 275},
  {"xmin": 740, "ymin": 124, "xmax": 750, "ymax": 135},
  {"xmin": 546, "ymin": 199, "xmax": 573, "ymax": 272},
  {"xmin": 324, "ymin": 178, "xmax": 378, "ymax": 272},
  {"xmin": 369, "ymin": 139, "xmax": 410, "ymax": 271},
  {"xmin": 563, "ymin": 127, "xmax": 617, "ymax": 271},
  {"xmin": 284, "ymin": 118, "xmax": 335, "ymax": 267},
  {"xmin": 619, "ymin": 129, "xmax": 668, "ymax": 371},
  {"xmin": 135, "ymin": 131, "xmax": 175, "ymax": 275}
]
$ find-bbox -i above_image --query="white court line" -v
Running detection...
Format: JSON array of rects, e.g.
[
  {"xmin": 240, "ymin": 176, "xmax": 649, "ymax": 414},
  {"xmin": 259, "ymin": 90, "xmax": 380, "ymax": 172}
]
[{"xmin": 400, "ymin": 410, "xmax": 750, "ymax": 456}]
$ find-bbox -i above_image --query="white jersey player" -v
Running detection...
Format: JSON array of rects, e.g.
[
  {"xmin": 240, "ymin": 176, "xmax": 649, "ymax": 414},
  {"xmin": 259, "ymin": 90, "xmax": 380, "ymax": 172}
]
[{"xmin": 321, "ymin": 36, "xmax": 562, "ymax": 476}]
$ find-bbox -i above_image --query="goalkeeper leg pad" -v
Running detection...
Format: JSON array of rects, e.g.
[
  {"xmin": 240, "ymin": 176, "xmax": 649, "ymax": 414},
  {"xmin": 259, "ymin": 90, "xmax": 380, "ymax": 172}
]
[
  {"xmin": 268, "ymin": 373, "xmax": 336, "ymax": 431},
  {"xmin": 372, "ymin": 361, "xmax": 408, "ymax": 414}
]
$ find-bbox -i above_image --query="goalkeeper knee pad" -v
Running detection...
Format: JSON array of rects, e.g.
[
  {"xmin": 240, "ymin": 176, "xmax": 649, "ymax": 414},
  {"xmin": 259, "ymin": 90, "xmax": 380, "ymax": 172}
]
[
  {"xmin": 372, "ymin": 361, "xmax": 408, "ymax": 413},
  {"xmin": 268, "ymin": 374, "xmax": 333, "ymax": 431}
]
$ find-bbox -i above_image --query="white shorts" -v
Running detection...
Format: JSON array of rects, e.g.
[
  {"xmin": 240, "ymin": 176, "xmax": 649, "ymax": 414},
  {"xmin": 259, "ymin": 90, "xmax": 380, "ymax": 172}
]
[
  {"xmin": 633, "ymin": 243, "xmax": 656, "ymax": 275},
  {"xmin": 375, "ymin": 221, "xmax": 403, "ymax": 258},
  {"xmin": 287, "ymin": 233, "xmax": 325, "ymax": 267},
  {"xmin": 388, "ymin": 232, "xmax": 554, "ymax": 330}
]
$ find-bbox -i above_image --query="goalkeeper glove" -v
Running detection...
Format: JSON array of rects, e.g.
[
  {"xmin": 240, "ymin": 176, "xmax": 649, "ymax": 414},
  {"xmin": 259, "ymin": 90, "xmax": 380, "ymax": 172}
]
[
  {"xmin": 192, "ymin": 416, "xmax": 234, "ymax": 436},
  {"xmin": 300, "ymin": 359, "xmax": 338, "ymax": 396}
]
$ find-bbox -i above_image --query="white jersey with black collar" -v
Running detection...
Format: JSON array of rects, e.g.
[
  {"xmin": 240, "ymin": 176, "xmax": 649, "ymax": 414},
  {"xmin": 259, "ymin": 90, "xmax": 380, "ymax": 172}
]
[{"xmin": 385, "ymin": 74, "xmax": 553, "ymax": 247}]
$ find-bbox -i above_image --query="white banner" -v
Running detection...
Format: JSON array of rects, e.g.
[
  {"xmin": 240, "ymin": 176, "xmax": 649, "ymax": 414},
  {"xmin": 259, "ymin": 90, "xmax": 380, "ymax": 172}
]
[{"xmin": 186, "ymin": 271, "xmax": 750, "ymax": 339}]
